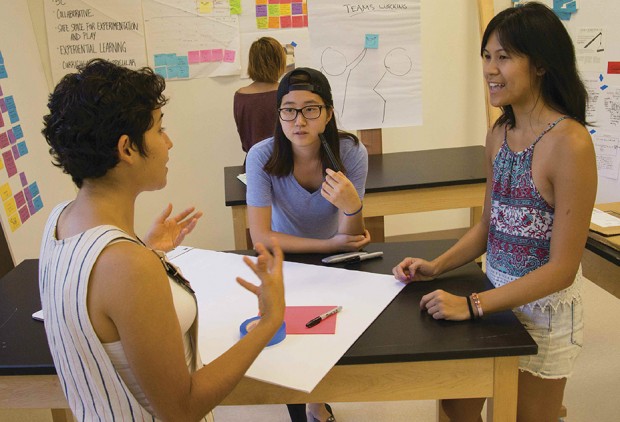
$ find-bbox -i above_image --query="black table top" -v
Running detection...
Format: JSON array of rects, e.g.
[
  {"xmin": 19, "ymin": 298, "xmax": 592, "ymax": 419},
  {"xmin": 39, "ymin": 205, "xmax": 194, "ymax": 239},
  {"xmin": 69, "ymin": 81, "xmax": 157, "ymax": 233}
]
[
  {"xmin": 225, "ymin": 146, "xmax": 487, "ymax": 206},
  {"xmin": 0, "ymin": 240, "xmax": 536, "ymax": 376},
  {"xmin": 586, "ymin": 236, "xmax": 620, "ymax": 266}
]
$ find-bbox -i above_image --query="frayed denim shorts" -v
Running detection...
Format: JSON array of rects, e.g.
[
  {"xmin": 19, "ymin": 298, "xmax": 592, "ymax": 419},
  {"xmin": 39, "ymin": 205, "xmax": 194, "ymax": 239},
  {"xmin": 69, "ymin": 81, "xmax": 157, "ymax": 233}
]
[{"xmin": 513, "ymin": 299, "xmax": 583, "ymax": 379}]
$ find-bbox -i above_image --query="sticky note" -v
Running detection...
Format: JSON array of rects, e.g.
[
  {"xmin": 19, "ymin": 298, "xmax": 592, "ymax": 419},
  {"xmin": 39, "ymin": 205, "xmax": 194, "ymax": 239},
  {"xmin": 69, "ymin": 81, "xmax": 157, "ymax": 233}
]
[
  {"xmin": 154, "ymin": 54, "xmax": 169, "ymax": 67},
  {"xmin": 176, "ymin": 56, "xmax": 189, "ymax": 66},
  {"xmin": 17, "ymin": 141, "xmax": 28, "ymax": 156},
  {"xmin": 280, "ymin": 15, "xmax": 291, "ymax": 28},
  {"xmin": 154, "ymin": 66, "xmax": 167, "ymax": 78},
  {"xmin": 2, "ymin": 151, "xmax": 16, "ymax": 176},
  {"xmin": 0, "ymin": 65, "xmax": 7, "ymax": 79},
  {"xmin": 292, "ymin": 15, "xmax": 304, "ymax": 27},
  {"xmin": 212, "ymin": 49, "xmax": 224, "ymax": 62},
  {"xmin": 291, "ymin": 2, "xmax": 303, "ymax": 15},
  {"xmin": 19, "ymin": 172, "xmax": 27, "ymax": 186},
  {"xmin": 14, "ymin": 191, "xmax": 25, "ymax": 208},
  {"xmin": 608, "ymin": 62, "xmax": 620, "ymax": 75},
  {"xmin": 280, "ymin": 4, "xmax": 291, "ymax": 15},
  {"xmin": 0, "ymin": 83, "xmax": 3, "ymax": 95},
  {"xmin": 0, "ymin": 132, "xmax": 9, "ymax": 148},
  {"xmin": 12, "ymin": 144, "xmax": 19, "ymax": 159},
  {"xmin": 0, "ymin": 112, "xmax": 4, "ymax": 128},
  {"xmin": 223, "ymin": 50, "xmax": 236, "ymax": 63},
  {"xmin": 33, "ymin": 195, "xmax": 44, "ymax": 212},
  {"xmin": 7, "ymin": 128, "xmax": 15, "ymax": 144},
  {"xmin": 167, "ymin": 65, "xmax": 179, "ymax": 79},
  {"xmin": 256, "ymin": 17, "xmax": 268, "ymax": 28},
  {"xmin": 0, "ymin": 182, "xmax": 12, "ymax": 201},
  {"xmin": 198, "ymin": 0, "xmax": 213, "ymax": 13},
  {"xmin": 268, "ymin": 16, "xmax": 280, "ymax": 28},
  {"xmin": 4, "ymin": 197, "xmax": 17, "ymax": 216},
  {"xmin": 200, "ymin": 49, "xmax": 212, "ymax": 62},
  {"xmin": 188, "ymin": 51, "xmax": 200, "ymax": 65},
  {"xmin": 29, "ymin": 181, "xmax": 39, "ymax": 197},
  {"xmin": 256, "ymin": 4, "xmax": 268, "ymax": 17},
  {"xmin": 0, "ymin": 51, "xmax": 4, "ymax": 64},
  {"xmin": 230, "ymin": 0, "xmax": 241, "ymax": 14},
  {"xmin": 13, "ymin": 124, "xmax": 23, "ymax": 139},
  {"xmin": 8, "ymin": 213, "xmax": 21, "ymax": 232},
  {"xmin": 284, "ymin": 306, "xmax": 339, "ymax": 334},
  {"xmin": 365, "ymin": 34, "xmax": 379, "ymax": 49},
  {"xmin": 18, "ymin": 205, "xmax": 30, "ymax": 223},
  {"xmin": 24, "ymin": 185, "xmax": 32, "ymax": 201},
  {"xmin": 0, "ymin": 98, "xmax": 6, "ymax": 113},
  {"xmin": 27, "ymin": 198, "xmax": 35, "ymax": 215},
  {"xmin": 256, "ymin": 0, "xmax": 267, "ymax": 4},
  {"xmin": 268, "ymin": 4, "xmax": 280, "ymax": 17},
  {"xmin": 177, "ymin": 65, "xmax": 190, "ymax": 78}
]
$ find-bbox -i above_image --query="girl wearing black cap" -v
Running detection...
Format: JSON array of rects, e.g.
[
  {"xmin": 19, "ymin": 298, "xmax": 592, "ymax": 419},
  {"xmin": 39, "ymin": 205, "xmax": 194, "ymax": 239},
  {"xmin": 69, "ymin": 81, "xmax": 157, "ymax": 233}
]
[
  {"xmin": 245, "ymin": 67, "xmax": 369, "ymax": 421},
  {"xmin": 246, "ymin": 67, "xmax": 370, "ymax": 256}
]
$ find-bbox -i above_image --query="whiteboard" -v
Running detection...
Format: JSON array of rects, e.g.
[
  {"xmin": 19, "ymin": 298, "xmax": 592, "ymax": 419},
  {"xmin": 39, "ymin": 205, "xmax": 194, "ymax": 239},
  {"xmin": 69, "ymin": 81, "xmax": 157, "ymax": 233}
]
[{"xmin": 0, "ymin": 2, "xmax": 75, "ymax": 264}]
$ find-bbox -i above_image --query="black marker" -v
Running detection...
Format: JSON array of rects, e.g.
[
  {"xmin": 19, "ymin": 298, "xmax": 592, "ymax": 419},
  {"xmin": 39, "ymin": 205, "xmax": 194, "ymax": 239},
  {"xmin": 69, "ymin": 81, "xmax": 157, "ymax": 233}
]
[
  {"xmin": 319, "ymin": 133, "xmax": 341, "ymax": 172},
  {"xmin": 306, "ymin": 306, "xmax": 342, "ymax": 328}
]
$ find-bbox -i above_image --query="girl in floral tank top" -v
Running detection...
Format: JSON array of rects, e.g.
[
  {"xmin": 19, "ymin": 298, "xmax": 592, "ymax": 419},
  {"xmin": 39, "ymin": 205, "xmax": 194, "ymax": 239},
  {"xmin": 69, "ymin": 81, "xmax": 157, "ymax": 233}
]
[{"xmin": 392, "ymin": 3, "xmax": 597, "ymax": 421}]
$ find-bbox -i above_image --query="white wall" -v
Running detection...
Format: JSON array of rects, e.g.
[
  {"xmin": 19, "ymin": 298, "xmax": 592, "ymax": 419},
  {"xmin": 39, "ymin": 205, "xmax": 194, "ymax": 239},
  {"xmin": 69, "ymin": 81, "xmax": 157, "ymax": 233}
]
[{"xmin": 22, "ymin": 0, "xmax": 508, "ymax": 254}]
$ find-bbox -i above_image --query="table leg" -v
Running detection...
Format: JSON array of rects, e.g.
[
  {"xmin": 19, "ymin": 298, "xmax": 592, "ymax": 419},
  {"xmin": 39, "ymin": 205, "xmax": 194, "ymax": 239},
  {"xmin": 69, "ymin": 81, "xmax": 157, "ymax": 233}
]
[
  {"xmin": 436, "ymin": 400, "xmax": 450, "ymax": 422},
  {"xmin": 51, "ymin": 408, "xmax": 73, "ymax": 422},
  {"xmin": 231, "ymin": 206, "xmax": 249, "ymax": 250},
  {"xmin": 487, "ymin": 356, "xmax": 519, "ymax": 422}
]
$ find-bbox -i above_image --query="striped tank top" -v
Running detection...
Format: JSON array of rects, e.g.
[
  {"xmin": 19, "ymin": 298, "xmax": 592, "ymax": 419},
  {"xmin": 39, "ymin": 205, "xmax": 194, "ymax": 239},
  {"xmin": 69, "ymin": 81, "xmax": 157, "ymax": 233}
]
[
  {"xmin": 486, "ymin": 117, "xmax": 582, "ymax": 311},
  {"xmin": 39, "ymin": 201, "xmax": 213, "ymax": 421}
]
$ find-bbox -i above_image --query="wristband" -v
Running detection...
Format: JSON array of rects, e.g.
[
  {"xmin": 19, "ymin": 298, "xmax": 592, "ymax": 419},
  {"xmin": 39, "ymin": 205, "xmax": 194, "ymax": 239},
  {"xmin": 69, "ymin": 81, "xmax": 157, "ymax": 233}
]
[
  {"xmin": 470, "ymin": 293, "xmax": 483, "ymax": 318},
  {"xmin": 466, "ymin": 296, "xmax": 475, "ymax": 320},
  {"xmin": 344, "ymin": 203, "xmax": 363, "ymax": 216}
]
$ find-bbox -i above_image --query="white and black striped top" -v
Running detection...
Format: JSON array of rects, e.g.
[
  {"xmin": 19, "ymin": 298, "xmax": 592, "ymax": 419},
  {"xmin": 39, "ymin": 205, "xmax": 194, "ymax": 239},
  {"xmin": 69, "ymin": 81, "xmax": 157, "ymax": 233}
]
[{"xmin": 39, "ymin": 201, "xmax": 213, "ymax": 421}]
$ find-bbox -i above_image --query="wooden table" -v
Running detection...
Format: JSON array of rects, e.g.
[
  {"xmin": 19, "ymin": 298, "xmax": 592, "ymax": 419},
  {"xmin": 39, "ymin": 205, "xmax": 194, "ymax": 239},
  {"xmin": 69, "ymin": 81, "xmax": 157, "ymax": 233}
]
[
  {"xmin": 226, "ymin": 146, "xmax": 487, "ymax": 249},
  {"xmin": 0, "ymin": 240, "xmax": 536, "ymax": 422}
]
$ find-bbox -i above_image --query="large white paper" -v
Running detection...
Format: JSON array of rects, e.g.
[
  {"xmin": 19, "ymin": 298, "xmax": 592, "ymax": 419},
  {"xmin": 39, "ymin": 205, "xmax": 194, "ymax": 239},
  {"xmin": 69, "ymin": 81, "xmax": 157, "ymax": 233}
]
[{"xmin": 171, "ymin": 248, "xmax": 404, "ymax": 393}]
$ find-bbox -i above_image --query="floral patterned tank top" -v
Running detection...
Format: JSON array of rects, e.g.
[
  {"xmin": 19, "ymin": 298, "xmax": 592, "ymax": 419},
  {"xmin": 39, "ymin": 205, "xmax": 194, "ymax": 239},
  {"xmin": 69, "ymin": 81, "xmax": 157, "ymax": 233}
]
[{"xmin": 486, "ymin": 116, "xmax": 582, "ymax": 311}]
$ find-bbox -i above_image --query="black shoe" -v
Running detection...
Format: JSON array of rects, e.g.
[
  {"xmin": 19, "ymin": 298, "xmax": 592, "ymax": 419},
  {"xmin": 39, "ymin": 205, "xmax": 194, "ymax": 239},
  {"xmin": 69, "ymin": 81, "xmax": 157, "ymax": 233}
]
[{"xmin": 312, "ymin": 403, "xmax": 336, "ymax": 422}]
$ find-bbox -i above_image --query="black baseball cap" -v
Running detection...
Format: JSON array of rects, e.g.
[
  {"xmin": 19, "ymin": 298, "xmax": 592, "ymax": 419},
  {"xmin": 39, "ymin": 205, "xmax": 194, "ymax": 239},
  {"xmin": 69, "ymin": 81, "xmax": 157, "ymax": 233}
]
[{"xmin": 277, "ymin": 67, "xmax": 333, "ymax": 107}]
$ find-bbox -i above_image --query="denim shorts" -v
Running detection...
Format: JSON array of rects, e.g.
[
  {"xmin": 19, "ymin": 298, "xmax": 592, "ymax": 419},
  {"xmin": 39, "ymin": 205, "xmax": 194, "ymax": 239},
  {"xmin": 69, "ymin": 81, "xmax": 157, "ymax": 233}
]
[{"xmin": 513, "ymin": 299, "xmax": 584, "ymax": 379}]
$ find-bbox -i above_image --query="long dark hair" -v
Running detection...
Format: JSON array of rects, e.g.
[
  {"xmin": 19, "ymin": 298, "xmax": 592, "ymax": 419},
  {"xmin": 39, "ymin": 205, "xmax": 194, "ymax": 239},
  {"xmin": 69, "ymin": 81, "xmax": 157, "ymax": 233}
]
[
  {"xmin": 264, "ymin": 68, "xmax": 359, "ymax": 177},
  {"xmin": 481, "ymin": 2, "xmax": 588, "ymax": 128}
]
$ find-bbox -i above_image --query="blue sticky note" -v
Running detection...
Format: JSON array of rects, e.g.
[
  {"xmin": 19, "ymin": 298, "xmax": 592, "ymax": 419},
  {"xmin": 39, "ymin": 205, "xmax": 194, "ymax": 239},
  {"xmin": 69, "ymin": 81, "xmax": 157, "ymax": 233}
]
[
  {"xmin": 0, "ymin": 65, "xmax": 7, "ymax": 79},
  {"xmin": 13, "ymin": 124, "xmax": 23, "ymax": 139},
  {"xmin": 178, "ymin": 65, "xmax": 189, "ymax": 78},
  {"xmin": 167, "ymin": 65, "xmax": 179, "ymax": 79},
  {"xmin": 0, "ymin": 50, "xmax": 4, "ymax": 64},
  {"xmin": 365, "ymin": 34, "xmax": 379, "ymax": 49},
  {"xmin": 17, "ymin": 141, "xmax": 28, "ymax": 156},
  {"xmin": 28, "ymin": 181, "xmax": 40, "ymax": 198},
  {"xmin": 154, "ymin": 54, "xmax": 168, "ymax": 67},
  {"xmin": 33, "ymin": 195, "xmax": 44, "ymax": 212},
  {"xmin": 154, "ymin": 66, "xmax": 168, "ymax": 78},
  {"xmin": 562, "ymin": 1, "xmax": 577, "ymax": 13},
  {"xmin": 166, "ymin": 54, "xmax": 178, "ymax": 65},
  {"xmin": 176, "ymin": 56, "xmax": 189, "ymax": 66},
  {"xmin": 601, "ymin": 84, "xmax": 608, "ymax": 90},
  {"xmin": 554, "ymin": 10, "xmax": 571, "ymax": 20}
]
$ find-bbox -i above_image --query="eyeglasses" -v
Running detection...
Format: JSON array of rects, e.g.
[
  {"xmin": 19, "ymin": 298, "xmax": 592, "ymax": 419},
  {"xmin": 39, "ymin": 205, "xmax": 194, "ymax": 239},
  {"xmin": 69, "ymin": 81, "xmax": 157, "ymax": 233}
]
[{"xmin": 278, "ymin": 105, "xmax": 326, "ymax": 121}]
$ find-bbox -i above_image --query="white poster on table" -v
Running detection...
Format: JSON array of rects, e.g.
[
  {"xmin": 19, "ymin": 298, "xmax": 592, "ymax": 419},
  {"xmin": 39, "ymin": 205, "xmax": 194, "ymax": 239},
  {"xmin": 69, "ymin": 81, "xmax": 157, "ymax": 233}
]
[
  {"xmin": 44, "ymin": 0, "xmax": 147, "ymax": 84},
  {"xmin": 307, "ymin": 0, "xmax": 422, "ymax": 131},
  {"xmin": 171, "ymin": 248, "xmax": 404, "ymax": 393}
]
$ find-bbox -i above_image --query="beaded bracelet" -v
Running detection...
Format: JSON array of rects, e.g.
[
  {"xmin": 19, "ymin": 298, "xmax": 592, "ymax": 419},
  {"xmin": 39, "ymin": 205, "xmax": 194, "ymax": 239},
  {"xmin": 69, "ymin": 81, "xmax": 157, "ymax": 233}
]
[
  {"xmin": 466, "ymin": 295, "xmax": 475, "ymax": 320},
  {"xmin": 343, "ymin": 203, "xmax": 363, "ymax": 216},
  {"xmin": 470, "ymin": 293, "xmax": 483, "ymax": 318}
]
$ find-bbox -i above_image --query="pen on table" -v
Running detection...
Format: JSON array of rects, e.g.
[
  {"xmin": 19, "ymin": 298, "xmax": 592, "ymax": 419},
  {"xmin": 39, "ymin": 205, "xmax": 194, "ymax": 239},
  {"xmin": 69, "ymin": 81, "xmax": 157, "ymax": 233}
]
[
  {"xmin": 342, "ymin": 251, "xmax": 383, "ymax": 264},
  {"xmin": 306, "ymin": 306, "xmax": 343, "ymax": 328}
]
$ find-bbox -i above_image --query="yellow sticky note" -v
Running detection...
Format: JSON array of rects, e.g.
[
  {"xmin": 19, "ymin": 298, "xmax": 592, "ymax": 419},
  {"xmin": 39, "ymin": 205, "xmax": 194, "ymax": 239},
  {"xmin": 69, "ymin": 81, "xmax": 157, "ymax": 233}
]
[
  {"xmin": 256, "ymin": 17, "xmax": 268, "ymax": 29},
  {"xmin": 199, "ymin": 1, "xmax": 213, "ymax": 13},
  {"xmin": 0, "ymin": 183, "xmax": 12, "ymax": 201},
  {"xmin": 4, "ymin": 197, "xmax": 17, "ymax": 216},
  {"xmin": 268, "ymin": 4, "xmax": 280, "ymax": 16},
  {"xmin": 230, "ymin": 0, "xmax": 241, "ymax": 14},
  {"xmin": 8, "ymin": 213, "xmax": 21, "ymax": 232},
  {"xmin": 280, "ymin": 4, "xmax": 291, "ymax": 15},
  {"xmin": 0, "ymin": 157, "xmax": 4, "ymax": 170}
]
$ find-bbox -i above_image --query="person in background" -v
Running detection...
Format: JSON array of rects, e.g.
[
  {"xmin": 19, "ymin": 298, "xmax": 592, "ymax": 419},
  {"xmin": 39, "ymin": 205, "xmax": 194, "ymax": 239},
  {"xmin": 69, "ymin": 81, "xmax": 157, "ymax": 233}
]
[
  {"xmin": 234, "ymin": 36, "xmax": 287, "ymax": 154},
  {"xmin": 246, "ymin": 67, "xmax": 370, "ymax": 422},
  {"xmin": 393, "ymin": 3, "xmax": 596, "ymax": 421},
  {"xmin": 40, "ymin": 58, "xmax": 285, "ymax": 422}
]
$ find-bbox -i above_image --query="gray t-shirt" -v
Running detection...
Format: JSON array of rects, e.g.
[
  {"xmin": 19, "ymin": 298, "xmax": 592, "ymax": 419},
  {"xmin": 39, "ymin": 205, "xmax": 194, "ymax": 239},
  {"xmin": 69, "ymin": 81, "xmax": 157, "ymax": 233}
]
[{"xmin": 246, "ymin": 136, "xmax": 368, "ymax": 239}]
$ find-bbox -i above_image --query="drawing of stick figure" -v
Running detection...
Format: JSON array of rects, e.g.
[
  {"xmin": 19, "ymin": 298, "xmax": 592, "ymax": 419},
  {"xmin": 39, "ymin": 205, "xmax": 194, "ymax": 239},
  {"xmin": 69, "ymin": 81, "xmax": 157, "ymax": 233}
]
[
  {"xmin": 321, "ymin": 47, "xmax": 367, "ymax": 117},
  {"xmin": 373, "ymin": 47, "xmax": 413, "ymax": 123}
]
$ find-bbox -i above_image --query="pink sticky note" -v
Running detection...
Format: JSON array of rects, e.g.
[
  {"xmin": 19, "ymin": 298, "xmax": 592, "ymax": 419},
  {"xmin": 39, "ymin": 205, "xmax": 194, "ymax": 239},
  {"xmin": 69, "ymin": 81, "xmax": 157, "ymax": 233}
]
[
  {"xmin": 18, "ymin": 205, "xmax": 30, "ymax": 223},
  {"xmin": 211, "ymin": 49, "xmax": 224, "ymax": 62},
  {"xmin": 14, "ymin": 191, "xmax": 25, "ymax": 208},
  {"xmin": 280, "ymin": 15, "xmax": 291, "ymax": 28},
  {"xmin": 292, "ymin": 15, "xmax": 304, "ymax": 28},
  {"xmin": 284, "ymin": 306, "xmax": 339, "ymax": 335},
  {"xmin": 0, "ymin": 132, "xmax": 8, "ymax": 148},
  {"xmin": 0, "ymin": 111, "xmax": 4, "ymax": 128},
  {"xmin": 188, "ymin": 50, "xmax": 200, "ymax": 64},
  {"xmin": 200, "ymin": 49, "xmax": 212, "ymax": 63},
  {"xmin": 223, "ymin": 50, "xmax": 236, "ymax": 63}
]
